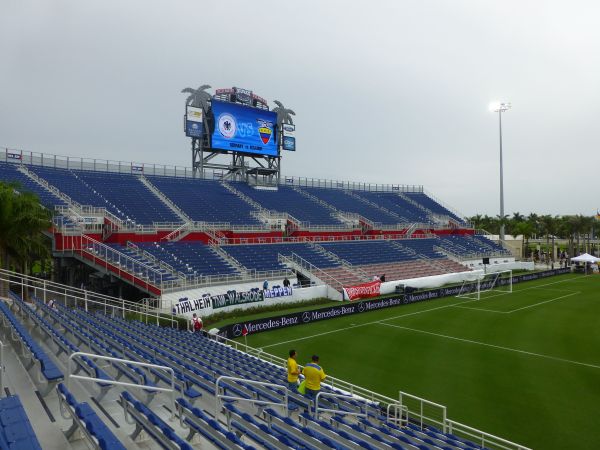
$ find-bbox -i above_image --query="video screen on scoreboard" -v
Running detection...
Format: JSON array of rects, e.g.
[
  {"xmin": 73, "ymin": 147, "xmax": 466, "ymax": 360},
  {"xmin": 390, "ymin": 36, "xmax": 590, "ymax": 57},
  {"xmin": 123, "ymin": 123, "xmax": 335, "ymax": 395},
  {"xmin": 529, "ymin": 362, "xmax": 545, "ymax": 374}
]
[{"xmin": 210, "ymin": 100, "xmax": 278, "ymax": 157}]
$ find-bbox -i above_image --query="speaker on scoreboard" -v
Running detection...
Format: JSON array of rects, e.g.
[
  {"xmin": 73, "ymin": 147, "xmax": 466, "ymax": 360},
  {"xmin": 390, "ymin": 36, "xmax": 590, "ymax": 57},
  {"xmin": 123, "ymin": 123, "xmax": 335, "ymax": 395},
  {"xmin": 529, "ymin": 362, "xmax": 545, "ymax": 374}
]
[{"xmin": 482, "ymin": 257, "xmax": 490, "ymax": 265}]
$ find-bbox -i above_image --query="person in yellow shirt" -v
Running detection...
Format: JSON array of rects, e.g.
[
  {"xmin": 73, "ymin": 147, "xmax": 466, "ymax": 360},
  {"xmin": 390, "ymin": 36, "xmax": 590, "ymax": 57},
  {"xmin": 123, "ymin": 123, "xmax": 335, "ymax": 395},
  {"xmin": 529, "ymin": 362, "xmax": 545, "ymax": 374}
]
[
  {"xmin": 303, "ymin": 355, "xmax": 326, "ymax": 399},
  {"xmin": 287, "ymin": 350, "xmax": 302, "ymax": 390}
]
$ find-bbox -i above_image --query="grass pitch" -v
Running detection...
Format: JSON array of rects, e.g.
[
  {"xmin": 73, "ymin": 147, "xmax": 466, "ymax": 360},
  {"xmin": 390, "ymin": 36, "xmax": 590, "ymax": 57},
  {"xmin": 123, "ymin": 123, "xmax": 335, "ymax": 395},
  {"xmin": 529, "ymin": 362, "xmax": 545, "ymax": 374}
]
[{"xmin": 241, "ymin": 273, "xmax": 600, "ymax": 450}]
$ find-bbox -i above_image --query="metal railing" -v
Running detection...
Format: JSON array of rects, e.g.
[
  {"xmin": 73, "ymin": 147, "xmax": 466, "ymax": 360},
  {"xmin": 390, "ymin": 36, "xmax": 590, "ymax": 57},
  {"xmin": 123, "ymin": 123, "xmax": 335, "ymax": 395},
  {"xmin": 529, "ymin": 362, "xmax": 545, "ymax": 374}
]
[
  {"xmin": 0, "ymin": 268, "xmax": 178, "ymax": 328},
  {"xmin": 67, "ymin": 352, "xmax": 176, "ymax": 420},
  {"xmin": 57, "ymin": 234, "xmax": 170, "ymax": 292},
  {"xmin": 445, "ymin": 419, "xmax": 532, "ymax": 450},
  {"xmin": 278, "ymin": 253, "xmax": 341, "ymax": 290},
  {"xmin": 399, "ymin": 391, "xmax": 447, "ymax": 433},
  {"xmin": 215, "ymin": 375, "xmax": 288, "ymax": 416},
  {"xmin": 1, "ymin": 146, "xmax": 422, "ymax": 193}
]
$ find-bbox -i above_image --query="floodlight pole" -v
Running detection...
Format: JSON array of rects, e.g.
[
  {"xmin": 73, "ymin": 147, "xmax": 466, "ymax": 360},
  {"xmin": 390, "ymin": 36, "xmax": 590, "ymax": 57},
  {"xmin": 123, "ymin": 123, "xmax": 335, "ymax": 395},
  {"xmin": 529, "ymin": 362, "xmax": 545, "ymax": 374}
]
[
  {"xmin": 492, "ymin": 102, "xmax": 511, "ymax": 243},
  {"xmin": 498, "ymin": 110, "xmax": 505, "ymax": 242}
]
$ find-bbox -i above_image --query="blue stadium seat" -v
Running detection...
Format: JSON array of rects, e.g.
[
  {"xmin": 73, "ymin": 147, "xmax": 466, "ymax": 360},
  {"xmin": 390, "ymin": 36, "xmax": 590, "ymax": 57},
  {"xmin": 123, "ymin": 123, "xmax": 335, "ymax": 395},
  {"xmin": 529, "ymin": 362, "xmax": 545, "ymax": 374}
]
[
  {"xmin": 301, "ymin": 187, "xmax": 402, "ymax": 225},
  {"xmin": 0, "ymin": 162, "xmax": 66, "ymax": 209},
  {"xmin": 233, "ymin": 183, "xmax": 344, "ymax": 226},
  {"xmin": 0, "ymin": 395, "xmax": 42, "ymax": 450},
  {"xmin": 148, "ymin": 176, "xmax": 262, "ymax": 226}
]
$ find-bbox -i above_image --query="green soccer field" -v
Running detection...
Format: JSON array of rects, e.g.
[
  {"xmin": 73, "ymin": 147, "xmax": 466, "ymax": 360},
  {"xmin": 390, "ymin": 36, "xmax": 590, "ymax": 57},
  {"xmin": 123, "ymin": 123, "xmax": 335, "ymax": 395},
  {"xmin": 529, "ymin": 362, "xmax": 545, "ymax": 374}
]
[{"xmin": 240, "ymin": 273, "xmax": 600, "ymax": 450}]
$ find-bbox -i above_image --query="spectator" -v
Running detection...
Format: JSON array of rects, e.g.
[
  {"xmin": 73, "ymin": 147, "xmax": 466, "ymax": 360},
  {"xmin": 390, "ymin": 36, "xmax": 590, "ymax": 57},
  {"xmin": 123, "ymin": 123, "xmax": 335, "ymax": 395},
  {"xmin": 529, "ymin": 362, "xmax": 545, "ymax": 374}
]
[
  {"xmin": 283, "ymin": 277, "xmax": 291, "ymax": 288},
  {"xmin": 372, "ymin": 275, "xmax": 380, "ymax": 281},
  {"xmin": 380, "ymin": 274, "xmax": 386, "ymax": 282},
  {"xmin": 303, "ymin": 355, "xmax": 326, "ymax": 400},
  {"xmin": 263, "ymin": 280, "xmax": 269, "ymax": 290},
  {"xmin": 191, "ymin": 313, "xmax": 203, "ymax": 333},
  {"xmin": 47, "ymin": 298, "xmax": 57, "ymax": 310},
  {"xmin": 287, "ymin": 349, "xmax": 301, "ymax": 390}
]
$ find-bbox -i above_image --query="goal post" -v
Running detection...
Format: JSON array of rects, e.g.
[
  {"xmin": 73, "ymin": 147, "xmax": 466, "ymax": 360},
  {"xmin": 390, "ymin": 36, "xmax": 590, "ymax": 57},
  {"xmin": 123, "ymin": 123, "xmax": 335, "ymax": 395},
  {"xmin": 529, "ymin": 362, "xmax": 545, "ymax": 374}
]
[{"xmin": 456, "ymin": 269, "xmax": 513, "ymax": 301}]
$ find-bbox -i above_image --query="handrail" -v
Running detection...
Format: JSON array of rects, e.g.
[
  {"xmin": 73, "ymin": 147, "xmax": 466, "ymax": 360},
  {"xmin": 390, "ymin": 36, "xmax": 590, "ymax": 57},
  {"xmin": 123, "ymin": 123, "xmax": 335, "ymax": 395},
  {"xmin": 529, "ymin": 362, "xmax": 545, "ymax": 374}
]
[
  {"xmin": 445, "ymin": 419, "xmax": 533, "ymax": 450},
  {"xmin": 278, "ymin": 253, "xmax": 341, "ymax": 290},
  {"xmin": 67, "ymin": 352, "xmax": 176, "ymax": 420},
  {"xmin": 314, "ymin": 391, "xmax": 368, "ymax": 418},
  {"xmin": 215, "ymin": 375, "xmax": 288, "ymax": 417},
  {"xmin": 399, "ymin": 391, "xmax": 447, "ymax": 433},
  {"xmin": 386, "ymin": 402, "xmax": 408, "ymax": 426},
  {"xmin": 0, "ymin": 268, "xmax": 178, "ymax": 329}
]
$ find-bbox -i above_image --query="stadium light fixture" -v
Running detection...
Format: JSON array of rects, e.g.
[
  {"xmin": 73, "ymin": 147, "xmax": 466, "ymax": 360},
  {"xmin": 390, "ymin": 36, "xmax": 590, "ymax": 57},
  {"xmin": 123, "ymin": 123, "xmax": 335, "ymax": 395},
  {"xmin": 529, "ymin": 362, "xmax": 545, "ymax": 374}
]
[{"xmin": 490, "ymin": 101, "xmax": 511, "ymax": 242}]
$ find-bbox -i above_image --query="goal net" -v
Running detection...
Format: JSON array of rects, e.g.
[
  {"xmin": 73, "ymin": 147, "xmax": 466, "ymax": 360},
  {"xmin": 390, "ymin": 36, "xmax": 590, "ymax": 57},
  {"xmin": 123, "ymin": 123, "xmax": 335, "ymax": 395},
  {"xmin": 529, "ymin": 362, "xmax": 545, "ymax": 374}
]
[{"xmin": 455, "ymin": 269, "xmax": 513, "ymax": 301}]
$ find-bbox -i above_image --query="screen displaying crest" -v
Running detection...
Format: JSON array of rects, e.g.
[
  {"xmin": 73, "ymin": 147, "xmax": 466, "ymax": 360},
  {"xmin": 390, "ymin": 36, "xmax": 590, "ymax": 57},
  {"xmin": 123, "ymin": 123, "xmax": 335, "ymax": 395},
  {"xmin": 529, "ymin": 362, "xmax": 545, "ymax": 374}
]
[{"xmin": 210, "ymin": 100, "xmax": 278, "ymax": 157}]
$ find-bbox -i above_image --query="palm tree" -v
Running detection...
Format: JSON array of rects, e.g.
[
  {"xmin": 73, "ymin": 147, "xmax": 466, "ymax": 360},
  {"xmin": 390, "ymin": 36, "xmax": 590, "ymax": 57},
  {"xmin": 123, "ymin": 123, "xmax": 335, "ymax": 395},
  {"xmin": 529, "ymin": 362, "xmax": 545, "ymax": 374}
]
[
  {"xmin": 526, "ymin": 213, "xmax": 540, "ymax": 238},
  {"xmin": 539, "ymin": 215, "xmax": 553, "ymax": 258},
  {"xmin": 512, "ymin": 212, "xmax": 525, "ymax": 223},
  {"xmin": 272, "ymin": 100, "xmax": 296, "ymax": 128},
  {"xmin": 181, "ymin": 85, "xmax": 212, "ymax": 112},
  {"xmin": 513, "ymin": 221, "xmax": 534, "ymax": 258},
  {"xmin": 0, "ymin": 182, "xmax": 52, "ymax": 278},
  {"xmin": 496, "ymin": 214, "xmax": 510, "ymax": 237}
]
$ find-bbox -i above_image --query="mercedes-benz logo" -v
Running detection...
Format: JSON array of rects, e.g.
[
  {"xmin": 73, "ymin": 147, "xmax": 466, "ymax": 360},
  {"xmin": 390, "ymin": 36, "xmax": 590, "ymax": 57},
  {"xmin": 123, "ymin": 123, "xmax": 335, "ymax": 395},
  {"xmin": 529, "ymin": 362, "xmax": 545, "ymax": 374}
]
[
  {"xmin": 302, "ymin": 312, "xmax": 311, "ymax": 323},
  {"xmin": 232, "ymin": 324, "xmax": 243, "ymax": 337},
  {"xmin": 358, "ymin": 302, "xmax": 365, "ymax": 313}
]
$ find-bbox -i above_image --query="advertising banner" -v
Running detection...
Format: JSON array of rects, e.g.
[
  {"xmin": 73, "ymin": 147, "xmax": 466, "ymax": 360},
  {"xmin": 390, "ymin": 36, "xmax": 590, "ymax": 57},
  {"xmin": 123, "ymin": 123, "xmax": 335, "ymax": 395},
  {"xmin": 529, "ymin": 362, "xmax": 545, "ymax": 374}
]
[
  {"xmin": 211, "ymin": 100, "xmax": 278, "ymax": 157},
  {"xmin": 173, "ymin": 289, "xmax": 264, "ymax": 316},
  {"xmin": 282, "ymin": 123, "xmax": 296, "ymax": 151},
  {"xmin": 263, "ymin": 286, "xmax": 293, "ymax": 299},
  {"xmin": 218, "ymin": 268, "xmax": 571, "ymax": 338},
  {"xmin": 343, "ymin": 280, "xmax": 381, "ymax": 301},
  {"xmin": 185, "ymin": 106, "xmax": 204, "ymax": 138}
]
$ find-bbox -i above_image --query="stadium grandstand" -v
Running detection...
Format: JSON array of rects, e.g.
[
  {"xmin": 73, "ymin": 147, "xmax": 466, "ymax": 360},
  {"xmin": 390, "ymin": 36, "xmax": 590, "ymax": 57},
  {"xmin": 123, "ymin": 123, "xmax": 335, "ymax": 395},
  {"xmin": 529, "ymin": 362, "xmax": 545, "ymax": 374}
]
[
  {"xmin": 0, "ymin": 143, "xmax": 530, "ymax": 450},
  {"xmin": 0, "ymin": 149, "xmax": 512, "ymax": 297},
  {"xmin": 0, "ymin": 76, "xmax": 544, "ymax": 450}
]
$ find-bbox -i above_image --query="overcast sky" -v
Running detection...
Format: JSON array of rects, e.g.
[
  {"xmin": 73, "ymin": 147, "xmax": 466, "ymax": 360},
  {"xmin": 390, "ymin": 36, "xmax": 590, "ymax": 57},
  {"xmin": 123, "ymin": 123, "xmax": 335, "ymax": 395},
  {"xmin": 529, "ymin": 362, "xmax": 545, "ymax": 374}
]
[{"xmin": 1, "ymin": 0, "xmax": 599, "ymax": 217}]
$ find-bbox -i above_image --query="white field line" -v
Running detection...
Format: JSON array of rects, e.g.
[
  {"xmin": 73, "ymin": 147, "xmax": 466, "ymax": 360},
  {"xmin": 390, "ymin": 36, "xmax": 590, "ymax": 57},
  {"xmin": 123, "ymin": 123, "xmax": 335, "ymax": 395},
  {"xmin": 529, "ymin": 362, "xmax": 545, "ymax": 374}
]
[
  {"xmin": 260, "ymin": 276, "xmax": 588, "ymax": 349},
  {"xmin": 505, "ymin": 291, "xmax": 580, "ymax": 313},
  {"xmin": 259, "ymin": 302, "xmax": 457, "ymax": 349},
  {"xmin": 379, "ymin": 322, "xmax": 600, "ymax": 370},
  {"xmin": 451, "ymin": 305, "xmax": 507, "ymax": 314},
  {"xmin": 453, "ymin": 290, "xmax": 581, "ymax": 314}
]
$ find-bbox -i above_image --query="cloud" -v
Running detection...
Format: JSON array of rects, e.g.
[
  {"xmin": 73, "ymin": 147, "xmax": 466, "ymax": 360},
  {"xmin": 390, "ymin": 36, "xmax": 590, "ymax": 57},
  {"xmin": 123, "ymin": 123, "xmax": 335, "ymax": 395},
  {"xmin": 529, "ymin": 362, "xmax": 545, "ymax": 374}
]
[{"xmin": 1, "ymin": 0, "xmax": 598, "ymax": 216}]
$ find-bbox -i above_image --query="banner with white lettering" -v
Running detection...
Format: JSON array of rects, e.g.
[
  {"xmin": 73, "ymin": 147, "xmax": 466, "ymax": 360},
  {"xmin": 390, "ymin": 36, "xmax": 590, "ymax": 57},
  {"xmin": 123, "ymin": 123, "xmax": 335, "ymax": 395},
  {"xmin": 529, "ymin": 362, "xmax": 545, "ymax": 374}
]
[{"xmin": 343, "ymin": 280, "xmax": 381, "ymax": 301}]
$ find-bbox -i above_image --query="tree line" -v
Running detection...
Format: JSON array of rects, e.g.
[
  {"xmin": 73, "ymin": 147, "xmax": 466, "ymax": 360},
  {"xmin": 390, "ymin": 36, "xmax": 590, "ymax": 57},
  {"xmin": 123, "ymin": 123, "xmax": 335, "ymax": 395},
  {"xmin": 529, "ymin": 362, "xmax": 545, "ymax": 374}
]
[{"xmin": 469, "ymin": 213, "xmax": 599, "ymax": 257}]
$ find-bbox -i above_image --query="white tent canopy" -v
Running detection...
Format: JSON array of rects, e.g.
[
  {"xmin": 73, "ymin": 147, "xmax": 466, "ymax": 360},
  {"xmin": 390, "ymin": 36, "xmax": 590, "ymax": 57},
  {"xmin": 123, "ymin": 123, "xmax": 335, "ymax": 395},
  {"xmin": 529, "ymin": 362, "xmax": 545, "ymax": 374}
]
[{"xmin": 570, "ymin": 253, "xmax": 600, "ymax": 263}]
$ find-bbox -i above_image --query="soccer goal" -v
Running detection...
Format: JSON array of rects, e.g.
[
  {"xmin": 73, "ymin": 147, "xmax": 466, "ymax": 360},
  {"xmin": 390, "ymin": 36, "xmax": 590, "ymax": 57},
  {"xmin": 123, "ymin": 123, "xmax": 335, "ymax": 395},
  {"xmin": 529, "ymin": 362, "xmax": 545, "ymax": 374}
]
[{"xmin": 455, "ymin": 269, "xmax": 513, "ymax": 301}]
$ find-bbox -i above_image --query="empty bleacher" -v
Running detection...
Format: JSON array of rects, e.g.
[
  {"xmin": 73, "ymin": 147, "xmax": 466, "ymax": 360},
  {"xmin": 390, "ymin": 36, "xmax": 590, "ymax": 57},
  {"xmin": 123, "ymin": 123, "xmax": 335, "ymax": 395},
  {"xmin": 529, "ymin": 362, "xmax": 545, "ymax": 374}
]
[
  {"xmin": 137, "ymin": 241, "xmax": 241, "ymax": 278},
  {"xmin": 438, "ymin": 234, "xmax": 510, "ymax": 258},
  {"xmin": 0, "ymin": 162, "xmax": 66, "ymax": 208},
  {"xmin": 404, "ymin": 192, "xmax": 465, "ymax": 223},
  {"xmin": 74, "ymin": 170, "xmax": 182, "ymax": 225},
  {"xmin": 148, "ymin": 176, "xmax": 262, "ymax": 226},
  {"xmin": 27, "ymin": 166, "xmax": 181, "ymax": 225},
  {"xmin": 222, "ymin": 242, "xmax": 340, "ymax": 272},
  {"xmin": 353, "ymin": 191, "xmax": 430, "ymax": 223},
  {"xmin": 233, "ymin": 183, "xmax": 345, "ymax": 227},
  {"xmin": 301, "ymin": 187, "xmax": 404, "ymax": 225}
]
